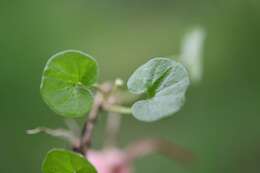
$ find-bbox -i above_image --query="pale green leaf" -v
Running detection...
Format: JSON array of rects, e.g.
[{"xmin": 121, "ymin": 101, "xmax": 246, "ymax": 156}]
[{"xmin": 127, "ymin": 58, "xmax": 189, "ymax": 122}]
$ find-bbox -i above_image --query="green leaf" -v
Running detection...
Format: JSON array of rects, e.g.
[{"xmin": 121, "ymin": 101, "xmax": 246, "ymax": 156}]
[
  {"xmin": 40, "ymin": 50, "xmax": 98, "ymax": 118},
  {"xmin": 127, "ymin": 57, "xmax": 190, "ymax": 122},
  {"xmin": 42, "ymin": 149, "xmax": 97, "ymax": 173}
]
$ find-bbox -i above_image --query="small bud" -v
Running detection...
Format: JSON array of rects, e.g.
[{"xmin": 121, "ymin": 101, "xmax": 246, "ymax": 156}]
[{"xmin": 115, "ymin": 78, "xmax": 124, "ymax": 87}]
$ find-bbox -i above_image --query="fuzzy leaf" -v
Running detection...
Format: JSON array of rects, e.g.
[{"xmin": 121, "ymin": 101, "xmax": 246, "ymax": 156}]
[{"xmin": 127, "ymin": 58, "xmax": 189, "ymax": 122}]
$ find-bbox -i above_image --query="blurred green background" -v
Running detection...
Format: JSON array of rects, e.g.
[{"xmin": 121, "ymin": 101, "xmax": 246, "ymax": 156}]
[{"xmin": 1, "ymin": 0, "xmax": 260, "ymax": 172}]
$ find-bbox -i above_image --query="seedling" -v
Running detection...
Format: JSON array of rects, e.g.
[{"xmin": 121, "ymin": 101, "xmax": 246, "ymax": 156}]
[{"xmin": 28, "ymin": 28, "xmax": 205, "ymax": 173}]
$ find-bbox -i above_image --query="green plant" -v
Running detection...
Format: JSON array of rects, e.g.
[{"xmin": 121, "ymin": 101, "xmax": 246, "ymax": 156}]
[{"xmin": 28, "ymin": 28, "xmax": 205, "ymax": 173}]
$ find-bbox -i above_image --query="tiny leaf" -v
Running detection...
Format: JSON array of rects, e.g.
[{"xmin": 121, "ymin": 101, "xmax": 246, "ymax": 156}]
[
  {"xmin": 40, "ymin": 50, "xmax": 98, "ymax": 118},
  {"xmin": 127, "ymin": 58, "xmax": 189, "ymax": 122},
  {"xmin": 42, "ymin": 149, "xmax": 97, "ymax": 173}
]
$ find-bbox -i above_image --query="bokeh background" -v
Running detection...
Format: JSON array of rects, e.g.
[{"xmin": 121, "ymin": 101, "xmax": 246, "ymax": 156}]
[{"xmin": 1, "ymin": 0, "xmax": 260, "ymax": 172}]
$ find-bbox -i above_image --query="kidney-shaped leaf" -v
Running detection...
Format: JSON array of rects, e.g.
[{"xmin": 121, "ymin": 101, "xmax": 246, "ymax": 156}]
[
  {"xmin": 127, "ymin": 57, "xmax": 190, "ymax": 122},
  {"xmin": 40, "ymin": 50, "xmax": 98, "ymax": 118},
  {"xmin": 42, "ymin": 149, "xmax": 97, "ymax": 173}
]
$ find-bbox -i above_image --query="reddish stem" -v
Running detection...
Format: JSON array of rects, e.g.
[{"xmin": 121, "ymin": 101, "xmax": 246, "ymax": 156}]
[
  {"xmin": 126, "ymin": 138, "xmax": 194, "ymax": 165},
  {"xmin": 78, "ymin": 92, "xmax": 103, "ymax": 154}
]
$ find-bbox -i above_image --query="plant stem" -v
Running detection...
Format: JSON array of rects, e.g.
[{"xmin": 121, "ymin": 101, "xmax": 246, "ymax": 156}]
[
  {"xmin": 27, "ymin": 127, "xmax": 79, "ymax": 146},
  {"xmin": 79, "ymin": 92, "xmax": 103, "ymax": 154},
  {"xmin": 104, "ymin": 105, "xmax": 132, "ymax": 114},
  {"xmin": 126, "ymin": 138, "xmax": 194, "ymax": 165},
  {"xmin": 104, "ymin": 112, "xmax": 121, "ymax": 148}
]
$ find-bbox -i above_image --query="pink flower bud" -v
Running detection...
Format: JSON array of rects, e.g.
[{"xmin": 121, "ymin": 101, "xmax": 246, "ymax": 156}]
[{"xmin": 87, "ymin": 149, "xmax": 132, "ymax": 173}]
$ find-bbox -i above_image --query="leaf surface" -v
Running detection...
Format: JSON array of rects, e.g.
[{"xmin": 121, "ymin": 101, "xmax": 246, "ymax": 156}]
[
  {"xmin": 40, "ymin": 50, "xmax": 98, "ymax": 117},
  {"xmin": 127, "ymin": 58, "xmax": 189, "ymax": 122},
  {"xmin": 42, "ymin": 149, "xmax": 97, "ymax": 173}
]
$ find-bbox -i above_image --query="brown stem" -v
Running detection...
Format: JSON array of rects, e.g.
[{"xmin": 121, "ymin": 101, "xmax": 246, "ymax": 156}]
[
  {"xmin": 126, "ymin": 138, "xmax": 194, "ymax": 165},
  {"xmin": 78, "ymin": 92, "xmax": 103, "ymax": 154}
]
